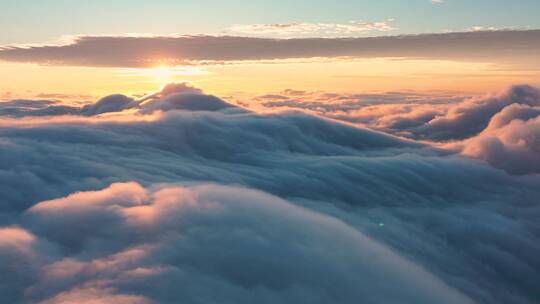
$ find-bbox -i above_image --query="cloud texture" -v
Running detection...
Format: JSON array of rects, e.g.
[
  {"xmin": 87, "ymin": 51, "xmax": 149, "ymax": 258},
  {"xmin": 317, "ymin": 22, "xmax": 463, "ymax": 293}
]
[{"xmin": 0, "ymin": 83, "xmax": 540, "ymax": 303}]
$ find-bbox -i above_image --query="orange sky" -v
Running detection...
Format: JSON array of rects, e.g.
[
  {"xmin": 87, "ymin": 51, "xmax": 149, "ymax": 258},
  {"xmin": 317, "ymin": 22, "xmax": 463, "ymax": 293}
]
[{"xmin": 2, "ymin": 57, "xmax": 539, "ymax": 100}]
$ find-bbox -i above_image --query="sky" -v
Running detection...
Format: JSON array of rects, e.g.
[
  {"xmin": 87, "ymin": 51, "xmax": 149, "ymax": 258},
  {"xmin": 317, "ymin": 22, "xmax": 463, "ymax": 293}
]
[
  {"xmin": 1, "ymin": 1, "xmax": 540, "ymax": 303},
  {"xmin": 1, "ymin": 0, "xmax": 540, "ymax": 97},
  {"xmin": 1, "ymin": 0, "xmax": 540, "ymax": 44}
]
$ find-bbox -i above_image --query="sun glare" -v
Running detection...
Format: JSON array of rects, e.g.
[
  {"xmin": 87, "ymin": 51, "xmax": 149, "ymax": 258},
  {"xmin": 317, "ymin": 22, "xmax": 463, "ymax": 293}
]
[
  {"xmin": 116, "ymin": 65, "xmax": 211, "ymax": 85},
  {"xmin": 148, "ymin": 66, "xmax": 176, "ymax": 82}
]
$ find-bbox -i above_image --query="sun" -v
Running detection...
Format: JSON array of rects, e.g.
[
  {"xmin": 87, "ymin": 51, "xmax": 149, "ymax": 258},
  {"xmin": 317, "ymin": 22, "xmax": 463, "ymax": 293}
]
[
  {"xmin": 118, "ymin": 65, "xmax": 211, "ymax": 85},
  {"xmin": 147, "ymin": 65, "xmax": 176, "ymax": 82}
]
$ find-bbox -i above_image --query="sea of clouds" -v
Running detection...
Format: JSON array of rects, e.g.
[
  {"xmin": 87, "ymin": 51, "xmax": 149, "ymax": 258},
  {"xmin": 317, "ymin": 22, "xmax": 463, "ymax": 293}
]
[
  {"xmin": 257, "ymin": 85, "xmax": 540, "ymax": 175},
  {"xmin": 1, "ymin": 83, "xmax": 539, "ymax": 303}
]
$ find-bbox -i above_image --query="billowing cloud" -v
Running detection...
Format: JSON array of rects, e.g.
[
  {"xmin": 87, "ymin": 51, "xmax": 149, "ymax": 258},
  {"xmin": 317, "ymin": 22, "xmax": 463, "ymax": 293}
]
[
  {"xmin": 0, "ymin": 227, "xmax": 42, "ymax": 303},
  {"xmin": 80, "ymin": 94, "xmax": 137, "ymax": 116},
  {"xmin": 0, "ymin": 83, "xmax": 540, "ymax": 303},
  {"xmin": 0, "ymin": 99, "xmax": 80, "ymax": 117},
  {"xmin": 458, "ymin": 103, "xmax": 540, "ymax": 174},
  {"xmin": 140, "ymin": 93, "xmax": 236, "ymax": 113},
  {"xmin": 14, "ymin": 182, "xmax": 476, "ymax": 304},
  {"xmin": 254, "ymin": 85, "xmax": 540, "ymax": 174},
  {"xmin": 254, "ymin": 88, "xmax": 466, "ymax": 136},
  {"xmin": 0, "ymin": 82, "xmax": 236, "ymax": 118},
  {"xmin": 0, "ymin": 30, "xmax": 538, "ymax": 67},
  {"xmin": 410, "ymin": 85, "xmax": 540, "ymax": 140}
]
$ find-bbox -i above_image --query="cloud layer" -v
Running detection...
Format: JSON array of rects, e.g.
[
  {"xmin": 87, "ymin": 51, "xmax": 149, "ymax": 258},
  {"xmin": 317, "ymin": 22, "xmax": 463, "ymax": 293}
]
[
  {"xmin": 1, "ymin": 30, "xmax": 539, "ymax": 67},
  {"xmin": 0, "ymin": 83, "xmax": 539, "ymax": 303},
  {"xmin": 255, "ymin": 84, "xmax": 540, "ymax": 174}
]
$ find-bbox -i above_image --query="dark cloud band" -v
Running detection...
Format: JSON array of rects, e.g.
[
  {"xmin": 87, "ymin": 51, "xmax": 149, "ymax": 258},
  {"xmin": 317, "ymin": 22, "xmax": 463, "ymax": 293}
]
[{"xmin": 0, "ymin": 30, "xmax": 539, "ymax": 67}]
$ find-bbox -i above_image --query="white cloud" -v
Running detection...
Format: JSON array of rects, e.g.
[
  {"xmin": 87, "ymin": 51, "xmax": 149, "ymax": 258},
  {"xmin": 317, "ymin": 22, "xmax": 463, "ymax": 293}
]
[
  {"xmin": 226, "ymin": 20, "xmax": 396, "ymax": 37},
  {"xmin": 467, "ymin": 26, "xmax": 499, "ymax": 32}
]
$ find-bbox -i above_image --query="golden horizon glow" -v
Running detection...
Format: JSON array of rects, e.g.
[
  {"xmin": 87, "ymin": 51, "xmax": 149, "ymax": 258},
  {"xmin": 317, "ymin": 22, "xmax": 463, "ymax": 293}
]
[{"xmin": 2, "ymin": 58, "xmax": 540, "ymax": 100}]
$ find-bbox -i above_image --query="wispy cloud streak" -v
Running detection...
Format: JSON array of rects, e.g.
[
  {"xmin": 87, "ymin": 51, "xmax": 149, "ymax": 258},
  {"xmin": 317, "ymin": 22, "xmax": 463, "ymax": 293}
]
[{"xmin": 226, "ymin": 20, "xmax": 395, "ymax": 37}]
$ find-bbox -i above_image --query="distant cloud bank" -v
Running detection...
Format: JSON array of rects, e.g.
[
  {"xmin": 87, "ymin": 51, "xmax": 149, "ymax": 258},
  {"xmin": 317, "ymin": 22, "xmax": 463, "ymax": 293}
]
[{"xmin": 0, "ymin": 30, "xmax": 538, "ymax": 67}]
